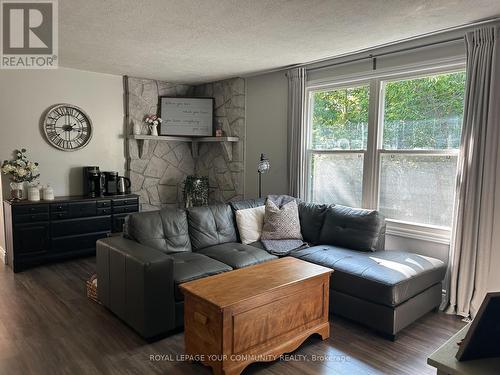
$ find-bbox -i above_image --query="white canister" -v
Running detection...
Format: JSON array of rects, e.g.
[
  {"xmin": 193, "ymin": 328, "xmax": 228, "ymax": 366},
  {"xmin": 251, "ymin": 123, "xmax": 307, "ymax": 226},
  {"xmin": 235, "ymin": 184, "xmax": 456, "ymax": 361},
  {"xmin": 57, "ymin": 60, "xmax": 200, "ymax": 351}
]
[
  {"xmin": 42, "ymin": 185, "xmax": 55, "ymax": 200},
  {"xmin": 28, "ymin": 184, "xmax": 41, "ymax": 201}
]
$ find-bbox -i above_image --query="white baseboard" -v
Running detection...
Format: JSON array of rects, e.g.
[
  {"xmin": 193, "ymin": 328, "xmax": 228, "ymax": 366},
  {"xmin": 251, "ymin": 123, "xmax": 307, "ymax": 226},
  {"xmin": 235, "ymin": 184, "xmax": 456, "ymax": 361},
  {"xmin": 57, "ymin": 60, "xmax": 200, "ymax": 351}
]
[{"xmin": 0, "ymin": 246, "xmax": 5, "ymax": 265}]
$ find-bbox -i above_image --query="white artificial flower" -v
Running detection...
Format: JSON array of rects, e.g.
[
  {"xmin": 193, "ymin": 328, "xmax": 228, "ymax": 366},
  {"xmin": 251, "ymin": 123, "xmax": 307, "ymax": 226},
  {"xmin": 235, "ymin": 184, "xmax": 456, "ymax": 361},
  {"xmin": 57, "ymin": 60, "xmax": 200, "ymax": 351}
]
[
  {"xmin": 4, "ymin": 164, "xmax": 15, "ymax": 173},
  {"xmin": 16, "ymin": 167, "xmax": 27, "ymax": 177}
]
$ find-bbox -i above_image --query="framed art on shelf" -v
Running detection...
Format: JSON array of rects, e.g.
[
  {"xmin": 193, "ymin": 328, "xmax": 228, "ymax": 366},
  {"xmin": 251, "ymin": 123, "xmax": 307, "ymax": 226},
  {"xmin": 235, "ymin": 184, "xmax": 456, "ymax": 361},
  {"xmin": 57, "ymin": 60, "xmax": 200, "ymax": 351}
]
[{"xmin": 159, "ymin": 97, "xmax": 214, "ymax": 137}]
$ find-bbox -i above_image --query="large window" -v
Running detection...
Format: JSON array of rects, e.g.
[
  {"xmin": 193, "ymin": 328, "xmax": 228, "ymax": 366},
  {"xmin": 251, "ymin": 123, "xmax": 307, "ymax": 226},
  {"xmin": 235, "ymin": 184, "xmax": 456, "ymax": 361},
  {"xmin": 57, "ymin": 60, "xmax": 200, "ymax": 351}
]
[{"xmin": 306, "ymin": 68, "xmax": 466, "ymax": 235}]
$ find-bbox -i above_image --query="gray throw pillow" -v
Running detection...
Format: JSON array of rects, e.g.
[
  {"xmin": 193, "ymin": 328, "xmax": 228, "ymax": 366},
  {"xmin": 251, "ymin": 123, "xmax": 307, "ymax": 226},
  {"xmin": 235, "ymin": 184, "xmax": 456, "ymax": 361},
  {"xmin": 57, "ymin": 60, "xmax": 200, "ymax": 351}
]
[{"xmin": 261, "ymin": 199, "xmax": 303, "ymax": 240}]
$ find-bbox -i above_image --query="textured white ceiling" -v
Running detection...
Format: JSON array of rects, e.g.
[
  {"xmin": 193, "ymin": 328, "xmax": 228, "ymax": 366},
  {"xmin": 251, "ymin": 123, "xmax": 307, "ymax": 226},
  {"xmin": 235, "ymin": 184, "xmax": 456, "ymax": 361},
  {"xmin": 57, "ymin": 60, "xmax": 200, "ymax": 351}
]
[{"xmin": 59, "ymin": 0, "xmax": 500, "ymax": 83}]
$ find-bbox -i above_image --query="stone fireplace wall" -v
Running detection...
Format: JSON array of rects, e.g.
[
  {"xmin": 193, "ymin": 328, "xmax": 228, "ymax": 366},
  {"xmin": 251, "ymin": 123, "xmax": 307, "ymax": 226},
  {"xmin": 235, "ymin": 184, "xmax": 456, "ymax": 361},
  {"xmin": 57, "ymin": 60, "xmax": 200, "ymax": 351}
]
[
  {"xmin": 194, "ymin": 78, "xmax": 245, "ymax": 203},
  {"xmin": 125, "ymin": 77, "xmax": 245, "ymax": 211}
]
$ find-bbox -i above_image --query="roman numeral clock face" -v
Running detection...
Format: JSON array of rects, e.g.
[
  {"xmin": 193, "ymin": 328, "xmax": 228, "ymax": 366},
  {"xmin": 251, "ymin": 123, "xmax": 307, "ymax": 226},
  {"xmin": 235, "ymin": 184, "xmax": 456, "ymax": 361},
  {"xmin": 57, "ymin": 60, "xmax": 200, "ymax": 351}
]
[{"xmin": 43, "ymin": 104, "xmax": 93, "ymax": 151}]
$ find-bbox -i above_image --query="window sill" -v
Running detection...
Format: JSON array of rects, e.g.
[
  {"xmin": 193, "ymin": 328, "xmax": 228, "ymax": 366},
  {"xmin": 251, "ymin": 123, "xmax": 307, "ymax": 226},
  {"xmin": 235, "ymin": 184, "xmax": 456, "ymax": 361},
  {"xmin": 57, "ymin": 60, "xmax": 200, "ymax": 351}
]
[{"xmin": 385, "ymin": 219, "xmax": 451, "ymax": 245}]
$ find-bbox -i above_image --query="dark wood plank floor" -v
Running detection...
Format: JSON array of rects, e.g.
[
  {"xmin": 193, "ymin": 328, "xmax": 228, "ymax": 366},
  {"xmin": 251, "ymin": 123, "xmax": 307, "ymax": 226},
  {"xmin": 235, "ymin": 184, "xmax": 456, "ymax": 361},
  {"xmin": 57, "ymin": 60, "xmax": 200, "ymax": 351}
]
[{"xmin": 0, "ymin": 257, "xmax": 465, "ymax": 375}]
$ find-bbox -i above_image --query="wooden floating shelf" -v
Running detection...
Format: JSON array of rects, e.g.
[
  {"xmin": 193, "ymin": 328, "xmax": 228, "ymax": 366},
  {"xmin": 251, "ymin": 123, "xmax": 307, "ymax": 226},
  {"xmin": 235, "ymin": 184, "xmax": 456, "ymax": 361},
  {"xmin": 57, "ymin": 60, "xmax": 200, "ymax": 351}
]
[
  {"xmin": 127, "ymin": 135, "xmax": 240, "ymax": 160},
  {"xmin": 128, "ymin": 135, "xmax": 239, "ymax": 142}
]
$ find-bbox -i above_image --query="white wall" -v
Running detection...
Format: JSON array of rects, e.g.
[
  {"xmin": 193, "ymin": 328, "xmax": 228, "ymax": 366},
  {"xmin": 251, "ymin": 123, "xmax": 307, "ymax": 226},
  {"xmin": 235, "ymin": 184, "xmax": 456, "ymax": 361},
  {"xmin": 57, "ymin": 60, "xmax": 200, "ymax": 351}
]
[
  {"xmin": 0, "ymin": 67, "xmax": 125, "ymax": 197},
  {"xmin": 245, "ymin": 71, "xmax": 288, "ymax": 198}
]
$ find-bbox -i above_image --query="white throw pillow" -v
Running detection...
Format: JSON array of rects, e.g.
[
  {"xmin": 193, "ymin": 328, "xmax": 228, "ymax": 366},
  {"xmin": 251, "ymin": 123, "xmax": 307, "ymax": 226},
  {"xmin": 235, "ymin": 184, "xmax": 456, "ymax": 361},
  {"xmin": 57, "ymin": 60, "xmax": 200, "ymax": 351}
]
[{"xmin": 235, "ymin": 206, "xmax": 266, "ymax": 244}]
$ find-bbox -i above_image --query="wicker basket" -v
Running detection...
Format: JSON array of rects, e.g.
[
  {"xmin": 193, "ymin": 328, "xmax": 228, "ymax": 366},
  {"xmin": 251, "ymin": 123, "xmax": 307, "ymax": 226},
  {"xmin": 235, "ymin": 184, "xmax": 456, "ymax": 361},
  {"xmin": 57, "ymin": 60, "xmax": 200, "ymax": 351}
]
[{"xmin": 86, "ymin": 274, "xmax": 100, "ymax": 304}]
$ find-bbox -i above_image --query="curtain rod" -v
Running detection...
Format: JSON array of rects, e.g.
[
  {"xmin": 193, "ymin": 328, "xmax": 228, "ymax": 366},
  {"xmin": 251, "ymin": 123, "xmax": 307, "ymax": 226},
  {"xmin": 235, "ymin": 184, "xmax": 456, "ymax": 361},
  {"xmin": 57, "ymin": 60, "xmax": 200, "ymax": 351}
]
[{"xmin": 307, "ymin": 36, "xmax": 464, "ymax": 72}]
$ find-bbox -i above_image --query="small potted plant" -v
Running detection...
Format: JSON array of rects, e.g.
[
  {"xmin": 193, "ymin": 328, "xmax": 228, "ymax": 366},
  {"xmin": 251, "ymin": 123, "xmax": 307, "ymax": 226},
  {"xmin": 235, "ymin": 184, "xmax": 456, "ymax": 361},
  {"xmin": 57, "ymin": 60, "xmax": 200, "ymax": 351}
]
[
  {"xmin": 183, "ymin": 176, "xmax": 209, "ymax": 208},
  {"xmin": 1, "ymin": 148, "xmax": 40, "ymax": 200},
  {"xmin": 144, "ymin": 114, "xmax": 162, "ymax": 136}
]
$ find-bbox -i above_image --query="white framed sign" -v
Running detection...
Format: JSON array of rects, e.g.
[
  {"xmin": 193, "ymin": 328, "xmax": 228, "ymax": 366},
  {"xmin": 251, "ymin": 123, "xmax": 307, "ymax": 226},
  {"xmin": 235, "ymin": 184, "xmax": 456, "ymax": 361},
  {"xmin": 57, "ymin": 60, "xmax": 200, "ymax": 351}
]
[{"xmin": 159, "ymin": 97, "xmax": 214, "ymax": 136}]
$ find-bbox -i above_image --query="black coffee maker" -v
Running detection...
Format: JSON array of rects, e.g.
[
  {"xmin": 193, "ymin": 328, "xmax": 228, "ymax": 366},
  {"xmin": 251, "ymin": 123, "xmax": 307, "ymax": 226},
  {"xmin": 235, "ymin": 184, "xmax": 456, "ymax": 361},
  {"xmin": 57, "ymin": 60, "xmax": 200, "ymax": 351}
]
[
  {"xmin": 83, "ymin": 166, "xmax": 105, "ymax": 197},
  {"xmin": 103, "ymin": 171, "xmax": 119, "ymax": 195}
]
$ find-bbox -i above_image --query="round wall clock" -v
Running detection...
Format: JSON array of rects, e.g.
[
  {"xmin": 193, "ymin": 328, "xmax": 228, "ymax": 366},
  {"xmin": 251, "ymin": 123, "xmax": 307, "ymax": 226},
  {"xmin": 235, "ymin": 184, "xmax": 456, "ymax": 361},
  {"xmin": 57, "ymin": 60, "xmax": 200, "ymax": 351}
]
[{"xmin": 42, "ymin": 104, "xmax": 93, "ymax": 151}]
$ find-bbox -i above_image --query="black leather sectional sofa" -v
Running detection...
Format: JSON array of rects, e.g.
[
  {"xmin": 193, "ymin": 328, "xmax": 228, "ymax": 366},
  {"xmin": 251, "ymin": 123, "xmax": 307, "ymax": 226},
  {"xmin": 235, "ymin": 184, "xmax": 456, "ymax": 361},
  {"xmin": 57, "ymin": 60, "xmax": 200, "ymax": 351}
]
[{"xmin": 96, "ymin": 198, "xmax": 446, "ymax": 340}]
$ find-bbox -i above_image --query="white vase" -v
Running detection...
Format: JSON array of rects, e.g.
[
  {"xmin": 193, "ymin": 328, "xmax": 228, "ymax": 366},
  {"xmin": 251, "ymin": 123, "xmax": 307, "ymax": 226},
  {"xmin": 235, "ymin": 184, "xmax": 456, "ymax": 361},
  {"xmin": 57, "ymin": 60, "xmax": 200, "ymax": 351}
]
[
  {"xmin": 150, "ymin": 124, "xmax": 158, "ymax": 136},
  {"xmin": 132, "ymin": 121, "xmax": 142, "ymax": 135}
]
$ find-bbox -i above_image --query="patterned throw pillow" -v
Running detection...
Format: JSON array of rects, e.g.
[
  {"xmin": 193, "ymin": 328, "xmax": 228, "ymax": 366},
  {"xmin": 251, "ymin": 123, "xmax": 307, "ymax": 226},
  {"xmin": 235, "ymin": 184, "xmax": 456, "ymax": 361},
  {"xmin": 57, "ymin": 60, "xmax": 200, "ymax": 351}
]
[{"xmin": 261, "ymin": 199, "xmax": 303, "ymax": 240}]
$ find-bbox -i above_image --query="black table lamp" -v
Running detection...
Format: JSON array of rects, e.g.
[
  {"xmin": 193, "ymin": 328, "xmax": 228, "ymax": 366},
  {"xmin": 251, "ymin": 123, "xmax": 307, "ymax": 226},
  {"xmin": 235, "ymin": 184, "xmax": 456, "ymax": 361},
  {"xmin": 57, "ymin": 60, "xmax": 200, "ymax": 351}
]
[{"xmin": 257, "ymin": 153, "xmax": 270, "ymax": 198}]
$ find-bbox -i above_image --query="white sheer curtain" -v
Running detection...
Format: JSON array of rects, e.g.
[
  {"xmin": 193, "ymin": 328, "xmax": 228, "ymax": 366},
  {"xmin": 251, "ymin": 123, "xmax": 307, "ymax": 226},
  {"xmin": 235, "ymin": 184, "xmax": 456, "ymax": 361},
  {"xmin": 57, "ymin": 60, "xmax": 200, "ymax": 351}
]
[
  {"xmin": 287, "ymin": 67, "xmax": 307, "ymax": 199},
  {"xmin": 446, "ymin": 26, "xmax": 500, "ymax": 318}
]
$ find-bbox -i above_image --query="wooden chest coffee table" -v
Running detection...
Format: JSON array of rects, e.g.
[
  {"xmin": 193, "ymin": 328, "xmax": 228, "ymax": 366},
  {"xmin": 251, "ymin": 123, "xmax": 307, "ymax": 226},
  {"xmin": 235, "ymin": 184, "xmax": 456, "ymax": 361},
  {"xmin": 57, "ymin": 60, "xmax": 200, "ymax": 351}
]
[{"xmin": 180, "ymin": 257, "xmax": 333, "ymax": 375}]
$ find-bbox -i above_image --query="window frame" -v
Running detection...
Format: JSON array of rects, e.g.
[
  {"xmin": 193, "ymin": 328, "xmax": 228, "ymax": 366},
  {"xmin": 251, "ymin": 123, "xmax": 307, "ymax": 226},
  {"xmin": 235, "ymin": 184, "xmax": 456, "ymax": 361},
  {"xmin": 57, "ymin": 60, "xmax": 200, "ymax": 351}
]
[{"xmin": 305, "ymin": 60, "xmax": 466, "ymax": 244}]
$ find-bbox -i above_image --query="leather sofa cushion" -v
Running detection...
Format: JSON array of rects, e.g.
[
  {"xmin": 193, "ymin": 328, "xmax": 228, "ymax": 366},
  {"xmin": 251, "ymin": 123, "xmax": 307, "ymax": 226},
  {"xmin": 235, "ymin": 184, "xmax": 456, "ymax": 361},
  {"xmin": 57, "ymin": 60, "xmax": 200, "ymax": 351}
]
[
  {"xmin": 171, "ymin": 252, "xmax": 232, "ymax": 301},
  {"xmin": 247, "ymin": 240, "xmax": 265, "ymax": 249},
  {"xmin": 124, "ymin": 208, "xmax": 191, "ymax": 254},
  {"xmin": 197, "ymin": 242, "xmax": 277, "ymax": 269},
  {"xmin": 318, "ymin": 205, "xmax": 384, "ymax": 252},
  {"xmin": 292, "ymin": 245, "xmax": 446, "ymax": 307},
  {"xmin": 188, "ymin": 204, "xmax": 238, "ymax": 250},
  {"xmin": 298, "ymin": 201, "xmax": 330, "ymax": 244}
]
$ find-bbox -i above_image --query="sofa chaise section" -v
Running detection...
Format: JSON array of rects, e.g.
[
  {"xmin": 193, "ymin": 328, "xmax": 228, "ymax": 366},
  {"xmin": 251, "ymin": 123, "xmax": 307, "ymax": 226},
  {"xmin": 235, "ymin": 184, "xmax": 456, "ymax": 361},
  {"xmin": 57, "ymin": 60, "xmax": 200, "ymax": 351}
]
[
  {"xmin": 292, "ymin": 246, "xmax": 446, "ymax": 307},
  {"xmin": 293, "ymin": 203, "xmax": 445, "ymax": 339}
]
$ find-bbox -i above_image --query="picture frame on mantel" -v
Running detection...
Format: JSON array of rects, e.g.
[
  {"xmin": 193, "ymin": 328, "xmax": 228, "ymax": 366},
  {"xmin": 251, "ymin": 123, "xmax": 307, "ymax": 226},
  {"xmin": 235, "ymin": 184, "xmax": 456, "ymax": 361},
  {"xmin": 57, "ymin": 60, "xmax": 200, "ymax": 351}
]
[{"xmin": 158, "ymin": 96, "xmax": 214, "ymax": 137}]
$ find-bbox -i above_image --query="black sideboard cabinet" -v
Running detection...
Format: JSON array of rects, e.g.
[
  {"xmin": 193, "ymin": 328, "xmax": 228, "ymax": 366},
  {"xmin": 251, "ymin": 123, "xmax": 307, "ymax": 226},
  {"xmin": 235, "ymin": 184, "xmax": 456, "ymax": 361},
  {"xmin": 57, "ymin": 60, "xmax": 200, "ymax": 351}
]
[{"xmin": 3, "ymin": 194, "xmax": 139, "ymax": 272}]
